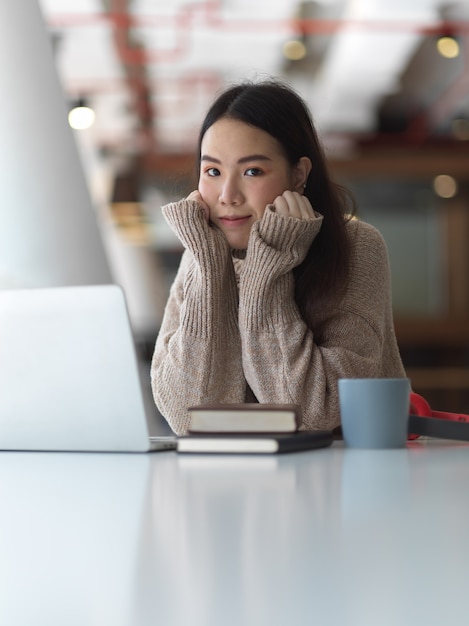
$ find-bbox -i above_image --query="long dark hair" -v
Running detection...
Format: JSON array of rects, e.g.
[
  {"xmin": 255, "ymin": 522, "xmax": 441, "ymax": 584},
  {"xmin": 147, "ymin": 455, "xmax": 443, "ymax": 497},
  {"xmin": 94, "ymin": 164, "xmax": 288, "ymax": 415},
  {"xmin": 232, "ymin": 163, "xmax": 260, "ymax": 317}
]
[{"xmin": 196, "ymin": 79, "xmax": 356, "ymax": 328}]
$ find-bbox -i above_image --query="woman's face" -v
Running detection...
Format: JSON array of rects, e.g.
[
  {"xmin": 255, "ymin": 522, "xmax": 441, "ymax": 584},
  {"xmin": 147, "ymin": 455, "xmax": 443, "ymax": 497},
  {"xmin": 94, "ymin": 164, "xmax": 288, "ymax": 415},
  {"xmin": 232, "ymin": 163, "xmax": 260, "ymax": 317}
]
[{"xmin": 198, "ymin": 117, "xmax": 302, "ymax": 249}]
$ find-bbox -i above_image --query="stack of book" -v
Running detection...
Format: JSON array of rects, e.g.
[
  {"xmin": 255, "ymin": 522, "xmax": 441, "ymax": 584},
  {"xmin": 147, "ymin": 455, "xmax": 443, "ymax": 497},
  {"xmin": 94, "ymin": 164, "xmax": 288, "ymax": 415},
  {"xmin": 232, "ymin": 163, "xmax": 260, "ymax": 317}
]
[{"xmin": 177, "ymin": 403, "xmax": 333, "ymax": 454}]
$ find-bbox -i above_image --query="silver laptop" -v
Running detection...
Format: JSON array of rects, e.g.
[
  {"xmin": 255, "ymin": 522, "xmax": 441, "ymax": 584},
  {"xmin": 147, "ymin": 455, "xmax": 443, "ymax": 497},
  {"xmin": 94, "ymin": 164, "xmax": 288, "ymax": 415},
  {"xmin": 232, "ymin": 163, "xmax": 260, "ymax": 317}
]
[{"xmin": 0, "ymin": 284, "xmax": 176, "ymax": 452}]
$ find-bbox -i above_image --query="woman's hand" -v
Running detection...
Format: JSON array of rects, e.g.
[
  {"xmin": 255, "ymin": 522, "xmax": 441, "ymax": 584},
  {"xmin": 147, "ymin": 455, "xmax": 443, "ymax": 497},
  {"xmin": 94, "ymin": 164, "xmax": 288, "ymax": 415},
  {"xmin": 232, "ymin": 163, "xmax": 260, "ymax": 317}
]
[
  {"xmin": 271, "ymin": 190, "xmax": 315, "ymax": 221},
  {"xmin": 186, "ymin": 190, "xmax": 210, "ymax": 222}
]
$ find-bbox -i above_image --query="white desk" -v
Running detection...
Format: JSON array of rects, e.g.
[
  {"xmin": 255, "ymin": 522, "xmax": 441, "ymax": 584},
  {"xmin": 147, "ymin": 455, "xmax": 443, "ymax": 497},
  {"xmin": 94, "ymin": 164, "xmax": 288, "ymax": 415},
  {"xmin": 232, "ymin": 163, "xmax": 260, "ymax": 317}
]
[{"xmin": 2, "ymin": 440, "xmax": 469, "ymax": 626}]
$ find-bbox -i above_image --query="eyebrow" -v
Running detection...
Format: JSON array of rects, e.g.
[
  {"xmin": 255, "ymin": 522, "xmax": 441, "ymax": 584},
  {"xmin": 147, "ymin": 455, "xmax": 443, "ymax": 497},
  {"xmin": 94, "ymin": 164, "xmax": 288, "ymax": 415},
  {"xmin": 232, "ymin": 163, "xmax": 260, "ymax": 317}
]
[{"xmin": 201, "ymin": 154, "xmax": 272, "ymax": 164}]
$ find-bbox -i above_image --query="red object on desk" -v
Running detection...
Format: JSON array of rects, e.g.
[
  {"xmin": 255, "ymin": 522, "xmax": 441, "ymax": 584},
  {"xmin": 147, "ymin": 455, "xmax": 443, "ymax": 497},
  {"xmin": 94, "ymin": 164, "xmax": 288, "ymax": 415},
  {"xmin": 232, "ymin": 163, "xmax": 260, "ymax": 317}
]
[{"xmin": 409, "ymin": 392, "xmax": 469, "ymax": 440}]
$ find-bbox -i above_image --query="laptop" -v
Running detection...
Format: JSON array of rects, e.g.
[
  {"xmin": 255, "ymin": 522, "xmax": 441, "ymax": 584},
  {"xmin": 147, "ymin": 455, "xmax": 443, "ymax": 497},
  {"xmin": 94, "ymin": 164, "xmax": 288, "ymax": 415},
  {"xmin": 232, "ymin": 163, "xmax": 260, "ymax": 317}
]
[{"xmin": 0, "ymin": 284, "xmax": 176, "ymax": 452}]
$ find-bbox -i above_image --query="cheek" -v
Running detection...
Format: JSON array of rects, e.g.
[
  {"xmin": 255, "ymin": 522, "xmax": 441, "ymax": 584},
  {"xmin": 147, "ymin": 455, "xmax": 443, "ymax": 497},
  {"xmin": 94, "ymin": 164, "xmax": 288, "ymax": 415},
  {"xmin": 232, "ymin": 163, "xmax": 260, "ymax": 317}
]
[
  {"xmin": 254, "ymin": 180, "xmax": 288, "ymax": 209},
  {"xmin": 198, "ymin": 179, "xmax": 215, "ymax": 203}
]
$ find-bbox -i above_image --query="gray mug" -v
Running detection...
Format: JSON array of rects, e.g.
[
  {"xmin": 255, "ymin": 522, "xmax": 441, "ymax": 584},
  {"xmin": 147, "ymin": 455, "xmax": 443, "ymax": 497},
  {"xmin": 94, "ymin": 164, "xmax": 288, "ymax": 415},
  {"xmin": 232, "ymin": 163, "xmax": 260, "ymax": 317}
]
[{"xmin": 338, "ymin": 378, "xmax": 411, "ymax": 449}]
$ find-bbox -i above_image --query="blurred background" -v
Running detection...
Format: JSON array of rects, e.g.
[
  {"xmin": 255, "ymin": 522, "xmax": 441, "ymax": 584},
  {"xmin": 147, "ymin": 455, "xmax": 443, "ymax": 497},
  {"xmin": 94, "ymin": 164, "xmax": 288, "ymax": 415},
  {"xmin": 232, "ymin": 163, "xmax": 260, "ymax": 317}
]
[{"xmin": 3, "ymin": 0, "xmax": 469, "ymax": 418}]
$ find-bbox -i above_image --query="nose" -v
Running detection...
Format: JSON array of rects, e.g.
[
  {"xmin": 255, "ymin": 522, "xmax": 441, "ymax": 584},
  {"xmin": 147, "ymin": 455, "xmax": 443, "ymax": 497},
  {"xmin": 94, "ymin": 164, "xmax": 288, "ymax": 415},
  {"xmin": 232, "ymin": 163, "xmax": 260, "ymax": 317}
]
[{"xmin": 219, "ymin": 175, "xmax": 243, "ymax": 206}]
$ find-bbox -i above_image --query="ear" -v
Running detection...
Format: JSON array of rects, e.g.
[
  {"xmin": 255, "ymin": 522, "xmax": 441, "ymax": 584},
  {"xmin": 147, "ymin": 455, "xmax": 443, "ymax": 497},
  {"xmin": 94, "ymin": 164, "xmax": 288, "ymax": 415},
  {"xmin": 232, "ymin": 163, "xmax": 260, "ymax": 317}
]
[{"xmin": 293, "ymin": 157, "xmax": 312, "ymax": 193}]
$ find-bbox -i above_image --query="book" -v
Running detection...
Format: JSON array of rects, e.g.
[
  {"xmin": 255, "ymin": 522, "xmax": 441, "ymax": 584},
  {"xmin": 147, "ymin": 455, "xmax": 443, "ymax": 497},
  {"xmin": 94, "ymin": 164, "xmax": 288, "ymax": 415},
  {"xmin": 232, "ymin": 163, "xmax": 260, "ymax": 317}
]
[
  {"xmin": 188, "ymin": 403, "xmax": 301, "ymax": 433},
  {"xmin": 176, "ymin": 430, "xmax": 333, "ymax": 455}
]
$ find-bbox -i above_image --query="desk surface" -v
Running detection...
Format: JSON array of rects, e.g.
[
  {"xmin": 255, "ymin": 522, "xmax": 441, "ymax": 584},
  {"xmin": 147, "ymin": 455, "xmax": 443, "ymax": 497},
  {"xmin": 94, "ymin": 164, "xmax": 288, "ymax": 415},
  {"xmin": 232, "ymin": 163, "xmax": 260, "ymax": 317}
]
[{"xmin": 2, "ymin": 440, "xmax": 469, "ymax": 626}]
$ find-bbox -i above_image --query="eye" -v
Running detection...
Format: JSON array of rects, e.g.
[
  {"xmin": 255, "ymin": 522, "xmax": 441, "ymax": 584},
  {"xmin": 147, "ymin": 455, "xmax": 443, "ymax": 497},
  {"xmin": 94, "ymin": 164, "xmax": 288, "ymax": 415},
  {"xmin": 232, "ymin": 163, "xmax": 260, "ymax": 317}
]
[
  {"xmin": 245, "ymin": 167, "xmax": 263, "ymax": 177},
  {"xmin": 205, "ymin": 167, "xmax": 220, "ymax": 177}
]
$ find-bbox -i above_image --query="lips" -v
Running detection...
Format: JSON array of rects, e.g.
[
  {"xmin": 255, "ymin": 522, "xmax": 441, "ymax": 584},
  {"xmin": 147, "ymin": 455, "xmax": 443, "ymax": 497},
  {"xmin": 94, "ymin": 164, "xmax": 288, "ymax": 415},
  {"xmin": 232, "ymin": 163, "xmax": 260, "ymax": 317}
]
[{"xmin": 219, "ymin": 215, "xmax": 251, "ymax": 227}]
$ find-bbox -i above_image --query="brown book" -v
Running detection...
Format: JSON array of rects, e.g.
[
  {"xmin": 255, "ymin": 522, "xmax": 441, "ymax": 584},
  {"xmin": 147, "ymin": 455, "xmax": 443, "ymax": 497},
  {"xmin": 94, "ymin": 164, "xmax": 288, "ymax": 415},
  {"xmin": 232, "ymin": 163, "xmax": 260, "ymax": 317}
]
[{"xmin": 188, "ymin": 403, "xmax": 301, "ymax": 433}]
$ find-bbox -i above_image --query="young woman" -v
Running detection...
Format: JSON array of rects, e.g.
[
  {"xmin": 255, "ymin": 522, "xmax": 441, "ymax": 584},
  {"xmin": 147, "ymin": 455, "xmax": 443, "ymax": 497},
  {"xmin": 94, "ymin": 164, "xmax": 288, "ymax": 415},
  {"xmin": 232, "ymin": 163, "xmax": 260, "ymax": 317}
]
[{"xmin": 151, "ymin": 80, "xmax": 406, "ymax": 435}]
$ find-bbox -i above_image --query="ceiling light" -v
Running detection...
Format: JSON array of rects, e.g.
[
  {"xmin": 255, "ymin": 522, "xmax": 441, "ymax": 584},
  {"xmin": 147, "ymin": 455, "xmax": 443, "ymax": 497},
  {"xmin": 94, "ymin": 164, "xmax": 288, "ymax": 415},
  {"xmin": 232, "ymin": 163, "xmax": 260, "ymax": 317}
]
[
  {"xmin": 436, "ymin": 36, "xmax": 460, "ymax": 59},
  {"xmin": 282, "ymin": 39, "xmax": 307, "ymax": 61},
  {"xmin": 68, "ymin": 99, "xmax": 95, "ymax": 130},
  {"xmin": 433, "ymin": 174, "xmax": 458, "ymax": 198}
]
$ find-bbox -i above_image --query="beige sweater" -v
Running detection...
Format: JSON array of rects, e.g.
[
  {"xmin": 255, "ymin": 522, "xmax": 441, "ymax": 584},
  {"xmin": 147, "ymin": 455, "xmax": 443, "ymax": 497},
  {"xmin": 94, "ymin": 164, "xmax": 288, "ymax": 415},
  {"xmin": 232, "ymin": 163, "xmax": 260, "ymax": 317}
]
[{"xmin": 151, "ymin": 199, "xmax": 406, "ymax": 435}]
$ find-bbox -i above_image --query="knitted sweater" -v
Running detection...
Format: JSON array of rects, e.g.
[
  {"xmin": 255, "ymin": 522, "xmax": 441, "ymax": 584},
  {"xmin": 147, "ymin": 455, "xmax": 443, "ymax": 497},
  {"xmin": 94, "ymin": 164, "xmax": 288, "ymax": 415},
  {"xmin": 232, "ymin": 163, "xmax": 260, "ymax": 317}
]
[{"xmin": 151, "ymin": 199, "xmax": 406, "ymax": 435}]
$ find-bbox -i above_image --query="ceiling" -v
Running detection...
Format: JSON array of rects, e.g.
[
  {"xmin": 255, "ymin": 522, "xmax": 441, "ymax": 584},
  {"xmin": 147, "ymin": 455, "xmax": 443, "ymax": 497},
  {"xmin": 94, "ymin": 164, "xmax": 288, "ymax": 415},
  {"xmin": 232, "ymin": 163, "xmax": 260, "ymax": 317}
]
[{"xmin": 38, "ymin": 0, "xmax": 469, "ymax": 184}]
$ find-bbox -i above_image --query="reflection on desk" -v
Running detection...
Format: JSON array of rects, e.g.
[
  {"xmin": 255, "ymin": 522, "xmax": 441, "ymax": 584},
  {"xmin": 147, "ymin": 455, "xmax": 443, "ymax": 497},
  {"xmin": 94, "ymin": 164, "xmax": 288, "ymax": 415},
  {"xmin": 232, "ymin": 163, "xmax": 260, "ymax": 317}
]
[{"xmin": 1, "ymin": 441, "xmax": 469, "ymax": 626}]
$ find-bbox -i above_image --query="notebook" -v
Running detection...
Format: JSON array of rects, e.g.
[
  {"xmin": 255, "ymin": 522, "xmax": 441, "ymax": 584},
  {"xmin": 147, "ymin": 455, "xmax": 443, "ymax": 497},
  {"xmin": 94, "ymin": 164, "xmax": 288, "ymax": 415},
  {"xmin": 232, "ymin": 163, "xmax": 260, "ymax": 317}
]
[
  {"xmin": 0, "ymin": 284, "xmax": 176, "ymax": 452},
  {"xmin": 177, "ymin": 430, "xmax": 333, "ymax": 454}
]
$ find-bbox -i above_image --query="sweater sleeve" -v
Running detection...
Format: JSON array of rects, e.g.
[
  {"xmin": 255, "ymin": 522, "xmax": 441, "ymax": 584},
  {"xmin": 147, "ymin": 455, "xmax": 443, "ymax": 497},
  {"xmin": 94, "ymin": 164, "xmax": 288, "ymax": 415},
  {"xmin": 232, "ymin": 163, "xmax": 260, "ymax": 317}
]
[
  {"xmin": 238, "ymin": 210, "xmax": 406, "ymax": 431},
  {"xmin": 150, "ymin": 200, "xmax": 246, "ymax": 435}
]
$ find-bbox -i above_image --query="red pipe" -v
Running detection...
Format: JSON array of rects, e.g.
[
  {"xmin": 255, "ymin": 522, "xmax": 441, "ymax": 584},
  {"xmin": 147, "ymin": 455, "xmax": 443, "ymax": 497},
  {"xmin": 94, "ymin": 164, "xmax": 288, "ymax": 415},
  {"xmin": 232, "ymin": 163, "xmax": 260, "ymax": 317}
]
[{"xmin": 47, "ymin": 11, "xmax": 469, "ymax": 35}]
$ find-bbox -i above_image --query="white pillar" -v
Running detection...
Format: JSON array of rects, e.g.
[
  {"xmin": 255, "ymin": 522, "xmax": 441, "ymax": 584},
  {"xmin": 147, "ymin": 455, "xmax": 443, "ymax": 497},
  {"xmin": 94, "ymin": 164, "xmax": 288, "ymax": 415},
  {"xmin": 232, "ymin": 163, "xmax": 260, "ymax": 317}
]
[{"xmin": 0, "ymin": 1, "xmax": 112, "ymax": 287}]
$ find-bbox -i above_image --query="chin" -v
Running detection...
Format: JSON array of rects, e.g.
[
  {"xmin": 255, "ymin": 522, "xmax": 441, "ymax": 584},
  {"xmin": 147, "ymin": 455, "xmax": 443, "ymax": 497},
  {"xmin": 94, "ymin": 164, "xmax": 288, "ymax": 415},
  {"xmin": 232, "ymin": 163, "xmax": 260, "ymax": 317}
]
[
  {"xmin": 221, "ymin": 230, "xmax": 248, "ymax": 250},
  {"xmin": 227, "ymin": 237, "xmax": 248, "ymax": 250}
]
